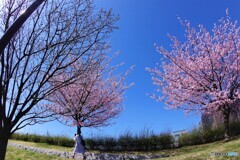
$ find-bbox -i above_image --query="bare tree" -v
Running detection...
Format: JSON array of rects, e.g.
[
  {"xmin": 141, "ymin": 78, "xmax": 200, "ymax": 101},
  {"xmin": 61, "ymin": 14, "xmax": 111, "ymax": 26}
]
[
  {"xmin": 0, "ymin": 0, "xmax": 45, "ymax": 54},
  {"xmin": 0, "ymin": 0, "xmax": 118, "ymax": 159}
]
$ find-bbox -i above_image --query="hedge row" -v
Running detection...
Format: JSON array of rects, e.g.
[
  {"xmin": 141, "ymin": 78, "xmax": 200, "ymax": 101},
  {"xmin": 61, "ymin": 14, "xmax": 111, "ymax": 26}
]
[
  {"xmin": 179, "ymin": 121, "xmax": 240, "ymax": 146},
  {"xmin": 86, "ymin": 132, "xmax": 174, "ymax": 151},
  {"xmin": 11, "ymin": 133, "xmax": 75, "ymax": 147},
  {"xmin": 11, "ymin": 122, "xmax": 240, "ymax": 151},
  {"xmin": 10, "ymin": 130, "xmax": 174, "ymax": 151}
]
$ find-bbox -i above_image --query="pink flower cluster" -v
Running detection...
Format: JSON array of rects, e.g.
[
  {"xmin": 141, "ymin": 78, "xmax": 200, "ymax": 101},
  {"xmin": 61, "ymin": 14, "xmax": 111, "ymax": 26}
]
[
  {"xmin": 47, "ymin": 53, "xmax": 132, "ymax": 128},
  {"xmin": 147, "ymin": 15, "xmax": 240, "ymax": 114}
]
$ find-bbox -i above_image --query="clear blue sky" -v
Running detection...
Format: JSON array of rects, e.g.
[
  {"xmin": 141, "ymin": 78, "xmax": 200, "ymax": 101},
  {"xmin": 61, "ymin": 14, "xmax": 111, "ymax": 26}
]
[{"xmin": 21, "ymin": 0, "xmax": 240, "ymax": 138}]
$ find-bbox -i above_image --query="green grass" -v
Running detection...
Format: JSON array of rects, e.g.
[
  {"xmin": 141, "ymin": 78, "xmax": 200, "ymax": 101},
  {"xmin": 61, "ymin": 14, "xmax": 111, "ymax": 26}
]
[
  {"xmin": 8, "ymin": 138, "xmax": 240, "ymax": 160},
  {"xmin": 6, "ymin": 146, "xmax": 72, "ymax": 160},
  {"xmin": 153, "ymin": 137, "xmax": 240, "ymax": 160},
  {"xmin": 10, "ymin": 140, "xmax": 73, "ymax": 152},
  {"xmin": 8, "ymin": 139, "xmax": 140, "ymax": 155}
]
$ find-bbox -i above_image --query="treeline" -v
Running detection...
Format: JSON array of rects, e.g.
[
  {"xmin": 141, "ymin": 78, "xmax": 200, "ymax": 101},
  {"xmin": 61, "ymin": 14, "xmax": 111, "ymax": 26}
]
[
  {"xmin": 10, "ymin": 122, "xmax": 240, "ymax": 152},
  {"xmin": 10, "ymin": 130, "xmax": 174, "ymax": 151},
  {"xmin": 11, "ymin": 133, "xmax": 74, "ymax": 147},
  {"xmin": 179, "ymin": 121, "xmax": 240, "ymax": 146},
  {"xmin": 86, "ymin": 131, "xmax": 173, "ymax": 151}
]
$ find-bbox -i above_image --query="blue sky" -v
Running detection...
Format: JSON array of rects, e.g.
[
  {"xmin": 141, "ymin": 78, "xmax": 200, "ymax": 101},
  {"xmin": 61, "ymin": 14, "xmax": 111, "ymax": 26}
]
[{"xmin": 21, "ymin": 0, "xmax": 240, "ymax": 138}]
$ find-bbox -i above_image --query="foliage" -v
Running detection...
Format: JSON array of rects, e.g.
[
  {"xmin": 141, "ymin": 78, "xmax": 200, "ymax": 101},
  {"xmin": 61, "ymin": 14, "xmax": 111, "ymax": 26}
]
[
  {"xmin": 10, "ymin": 122, "xmax": 240, "ymax": 153},
  {"xmin": 84, "ymin": 130, "xmax": 174, "ymax": 151},
  {"xmin": 11, "ymin": 133, "xmax": 74, "ymax": 148},
  {"xmin": 147, "ymin": 12, "xmax": 240, "ymax": 139},
  {"xmin": 179, "ymin": 121, "xmax": 240, "ymax": 146},
  {"xmin": 0, "ymin": 0, "xmax": 118, "ymax": 158},
  {"xmin": 10, "ymin": 130, "xmax": 174, "ymax": 152},
  {"xmin": 8, "ymin": 136, "xmax": 240, "ymax": 160},
  {"xmin": 229, "ymin": 121, "xmax": 240, "ymax": 136},
  {"xmin": 47, "ymin": 53, "xmax": 133, "ymax": 129},
  {"xmin": 0, "ymin": 0, "xmax": 118, "ymax": 134}
]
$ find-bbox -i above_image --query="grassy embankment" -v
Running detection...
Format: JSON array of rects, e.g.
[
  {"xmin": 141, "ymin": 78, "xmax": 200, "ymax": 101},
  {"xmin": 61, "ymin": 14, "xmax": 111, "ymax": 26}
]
[
  {"xmin": 6, "ymin": 139, "xmax": 73, "ymax": 160},
  {"xmin": 7, "ymin": 137, "xmax": 240, "ymax": 160},
  {"xmin": 154, "ymin": 137, "xmax": 240, "ymax": 160},
  {"xmin": 6, "ymin": 146, "xmax": 71, "ymax": 160}
]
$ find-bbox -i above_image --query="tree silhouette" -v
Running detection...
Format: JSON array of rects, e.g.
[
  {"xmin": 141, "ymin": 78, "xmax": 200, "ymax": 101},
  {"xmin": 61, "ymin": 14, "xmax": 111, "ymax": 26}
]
[{"xmin": 0, "ymin": 0, "xmax": 118, "ymax": 159}]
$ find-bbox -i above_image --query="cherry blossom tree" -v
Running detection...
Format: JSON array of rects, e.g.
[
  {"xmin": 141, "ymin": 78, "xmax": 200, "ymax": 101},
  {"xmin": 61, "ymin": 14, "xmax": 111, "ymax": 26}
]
[
  {"xmin": 47, "ymin": 52, "xmax": 133, "ymax": 136},
  {"xmin": 147, "ymin": 13, "xmax": 240, "ymax": 140},
  {"xmin": 0, "ymin": 0, "xmax": 118, "ymax": 159}
]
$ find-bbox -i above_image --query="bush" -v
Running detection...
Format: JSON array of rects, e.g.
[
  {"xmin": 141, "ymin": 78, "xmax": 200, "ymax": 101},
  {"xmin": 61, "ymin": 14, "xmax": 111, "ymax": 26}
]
[
  {"xmin": 157, "ymin": 133, "xmax": 174, "ymax": 149},
  {"xmin": 13, "ymin": 122, "xmax": 240, "ymax": 152},
  {"xmin": 11, "ymin": 133, "xmax": 74, "ymax": 148},
  {"xmin": 103, "ymin": 137, "xmax": 117, "ymax": 151},
  {"xmin": 179, "ymin": 121, "xmax": 240, "ymax": 147},
  {"xmin": 229, "ymin": 121, "xmax": 240, "ymax": 137},
  {"xmin": 179, "ymin": 128, "xmax": 202, "ymax": 146},
  {"xmin": 85, "ymin": 138, "xmax": 97, "ymax": 150},
  {"xmin": 202, "ymin": 126, "xmax": 224, "ymax": 143},
  {"xmin": 118, "ymin": 131, "xmax": 134, "ymax": 151},
  {"xmin": 84, "ymin": 129, "xmax": 174, "ymax": 152}
]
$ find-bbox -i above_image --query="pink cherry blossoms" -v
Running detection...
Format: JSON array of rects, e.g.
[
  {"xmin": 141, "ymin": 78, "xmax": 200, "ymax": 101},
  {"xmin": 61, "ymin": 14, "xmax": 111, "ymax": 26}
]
[
  {"xmin": 147, "ymin": 14, "xmax": 240, "ymax": 139},
  {"xmin": 47, "ymin": 53, "xmax": 133, "ymax": 128}
]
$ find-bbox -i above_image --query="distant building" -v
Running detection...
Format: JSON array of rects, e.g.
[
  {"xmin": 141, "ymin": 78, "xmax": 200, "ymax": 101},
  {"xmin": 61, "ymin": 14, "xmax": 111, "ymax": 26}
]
[{"xmin": 172, "ymin": 130, "xmax": 188, "ymax": 147}]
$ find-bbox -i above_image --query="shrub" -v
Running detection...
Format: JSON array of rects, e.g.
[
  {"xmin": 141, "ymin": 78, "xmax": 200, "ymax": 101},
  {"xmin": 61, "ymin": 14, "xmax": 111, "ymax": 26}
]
[
  {"xmin": 157, "ymin": 133, "xmax": 174, "ymax": 149},
  {"xmin": 202, "ymin": 126, "xmax": 224, "ymax": 143},
  {"xmin": 11, "ymin": 133, "xmax": 74, "ymax": 148},
  {"xmin": 85, "ymin": 129, "xmax": 174, "ymax": 151},
  {"xmin": 118, "ymin": 131, "xmax": 134, "ymax": 151},
  {"xmin": 179, "ymin": 122, "xmax": 240, "ymax": 147},
  {"xmin": 85, "ymin": 138, "xmax": 97, "ymax": 150},
  {"xmin": 103, "ymin": 137, "xmax": 117, "ymax": 151},
  {"xmin": 229, "ymin": 121, "xmax": 240, "ymax": 137},
  {"xmin": 179, "ymin": 128, "xmax": 202, "ymax": 146}
]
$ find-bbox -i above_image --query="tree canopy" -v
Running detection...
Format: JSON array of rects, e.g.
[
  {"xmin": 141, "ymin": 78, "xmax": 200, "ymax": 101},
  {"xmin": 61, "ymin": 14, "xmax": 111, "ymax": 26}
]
[{"xmin": 147, "ymin": 13, "xmax": 240, "ymax": 139}]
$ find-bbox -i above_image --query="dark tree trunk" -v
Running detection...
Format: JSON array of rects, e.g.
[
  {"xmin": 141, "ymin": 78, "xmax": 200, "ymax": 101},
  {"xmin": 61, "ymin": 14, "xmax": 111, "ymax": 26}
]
[
  {"xmin": 223, "ymin": 108, "xmax": 230, "ymax": 140},
  {"xmin": 77, "ymin": 126, "xmax": 81, "ymax": 135},
  {"xmin": 76, "ymin": 126, "xmax": 86, "ymax": 148},
  {"xmin": 0, "ymin": 129, "xmax": 10, "ymax": 160}
]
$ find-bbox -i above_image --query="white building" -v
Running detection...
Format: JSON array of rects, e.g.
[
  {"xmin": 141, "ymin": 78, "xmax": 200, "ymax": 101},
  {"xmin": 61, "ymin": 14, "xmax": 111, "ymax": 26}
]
[{"xmin": 172, "ymin": 130, "xmax": 188, "ymax": 147}]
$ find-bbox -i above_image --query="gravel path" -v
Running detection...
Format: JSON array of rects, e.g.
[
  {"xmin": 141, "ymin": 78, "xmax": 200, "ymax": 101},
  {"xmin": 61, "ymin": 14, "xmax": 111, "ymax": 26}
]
[{"xmin": 8, "ymin": 142, "xmax": 165, "ymax": 160}]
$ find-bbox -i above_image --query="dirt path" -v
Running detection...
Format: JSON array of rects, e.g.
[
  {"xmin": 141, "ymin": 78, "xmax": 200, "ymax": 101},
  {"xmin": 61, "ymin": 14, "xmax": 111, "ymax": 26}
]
[{"xmin": 8, "ymin": 141, "xmax": 164, "ymax": 160}]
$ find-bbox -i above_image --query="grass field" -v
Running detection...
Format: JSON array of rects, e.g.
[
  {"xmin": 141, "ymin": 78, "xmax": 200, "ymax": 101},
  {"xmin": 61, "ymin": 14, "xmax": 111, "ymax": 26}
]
[
  {"xmin": 6, "ymin": 146, "xmax": 72, "ymax": 160},
  {"xmin": 9, "ymin": 139, "xmax": 73, "ymax": 152},
  {"xmin": 154, "ymin": 137, "xmax": 240, "ymax": 160},
  {"xmin": 6, "ymin": 138, "xmax": 240, "ymax": 160}
]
